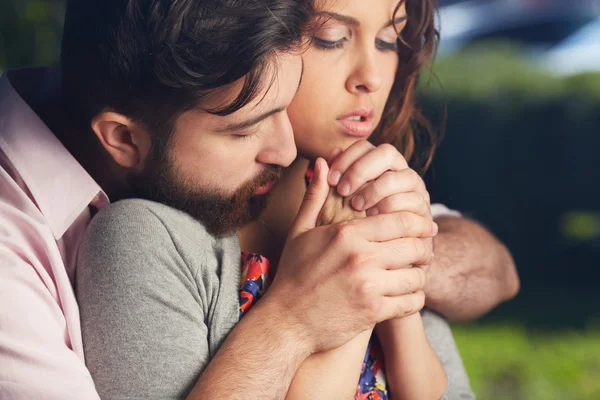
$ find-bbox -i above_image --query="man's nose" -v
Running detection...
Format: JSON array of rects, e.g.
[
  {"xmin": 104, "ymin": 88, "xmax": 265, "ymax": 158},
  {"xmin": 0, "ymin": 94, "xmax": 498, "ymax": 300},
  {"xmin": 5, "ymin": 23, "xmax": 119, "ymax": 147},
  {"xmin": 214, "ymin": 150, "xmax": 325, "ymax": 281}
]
[{"xmin": 256, "ymin": 111, "xmax": 297, "ymax": 167}]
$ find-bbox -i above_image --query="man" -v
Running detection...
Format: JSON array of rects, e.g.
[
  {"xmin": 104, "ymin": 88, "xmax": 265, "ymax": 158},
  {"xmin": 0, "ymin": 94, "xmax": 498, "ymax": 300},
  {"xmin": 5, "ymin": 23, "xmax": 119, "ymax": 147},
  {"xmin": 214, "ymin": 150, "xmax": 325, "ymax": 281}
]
[{"xmin": 0, "ymin": 0, "xmax": 518, "ymax": 398}]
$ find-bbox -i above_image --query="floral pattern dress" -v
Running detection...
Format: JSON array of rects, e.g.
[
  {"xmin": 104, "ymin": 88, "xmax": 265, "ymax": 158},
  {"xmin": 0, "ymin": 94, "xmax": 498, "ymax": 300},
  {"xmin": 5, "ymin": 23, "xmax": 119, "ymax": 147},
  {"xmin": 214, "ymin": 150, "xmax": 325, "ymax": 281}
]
[{"xmin": 238, "ymin": 252, "xmax": 389, "ymax": 399}]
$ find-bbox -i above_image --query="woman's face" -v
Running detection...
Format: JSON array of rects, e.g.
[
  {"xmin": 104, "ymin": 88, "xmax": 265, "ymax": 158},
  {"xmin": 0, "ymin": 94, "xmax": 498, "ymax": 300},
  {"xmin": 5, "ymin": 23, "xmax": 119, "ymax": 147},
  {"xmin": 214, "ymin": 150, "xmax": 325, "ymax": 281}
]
[{"xmin": 288, "ymin": 0, "xmax": 407, "ymax": 160}]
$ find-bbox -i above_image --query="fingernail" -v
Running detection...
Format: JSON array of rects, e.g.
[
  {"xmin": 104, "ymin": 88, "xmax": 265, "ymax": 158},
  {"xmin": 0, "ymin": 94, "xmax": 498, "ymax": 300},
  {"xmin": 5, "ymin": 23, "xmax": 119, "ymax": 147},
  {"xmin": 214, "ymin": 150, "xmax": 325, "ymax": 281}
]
[
  {"xmin": 338, "ymin": 180, "xmax": 350, "ymax": 196},
  {"xmin": 330, "ymin": 170, "xmax": 341, "ymax": 185},
  {"xmin": 432, "ymin": 222, "xmax": 439, "ymax": 236},
  {"xmin": 367, "ymin": 207, "xmax": 380, "ymax": 216},
  {"xmin": 352, "ymin": 195, "xmax": 365, "ymax": 210}
]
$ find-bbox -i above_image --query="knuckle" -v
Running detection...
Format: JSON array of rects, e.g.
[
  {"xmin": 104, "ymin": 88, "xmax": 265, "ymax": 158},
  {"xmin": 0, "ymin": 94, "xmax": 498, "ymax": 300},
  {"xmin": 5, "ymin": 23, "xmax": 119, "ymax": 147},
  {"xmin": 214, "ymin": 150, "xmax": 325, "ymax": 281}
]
[
  {"xmin": 415, "ymin": 267, "xmax": 427, "ymax": 289},
  {"xmin": 364, "ymin": 183, "xmax": 380, "ymax": 204},
  {"xmin": 420, "ymin": 197, "xmax": 430, "ymax": 215},
  {"xmin": 379, "ymin": 143, "xmax": 396, "ymax": 154},
  {"xmin": 361, "ymin": 141, "xmax": 376, "ymax": 150},
  {"xmin": 396, "ymin": 212, "xmax": 412, "ymax": 232},
  {"xmin": 411, "ymin": 238, "xmax": 426, "ymax": 258},
  {"xmin": 333, "ymin": 222, "xmax": 353, "ymax": 242},
  {"xmin": 357, "ymin": 277, "xmax": 376, "ymax": 296},
  {"xmin": 400, "ymin": 276, "xmax": 415, "ymax": 294},
  {"xmin": 347, "ymin": 252, "xmax": 366, "ymax": 271},
  {"xmin": 382, "ymin": 144, "xmax": 400, "ymax": 164},
  {"xmin": 386, "ymin": 195, "xmax": 401, "ymax": 212},
  {"xmin": 345, "ymin": 165, "xmax": 363, "ymax": 185},
  {"xmin": 423, "ymin": 190, "xmax": 431, "ymax": 205},
  {"xmin": 407, "ymin": 169, "xmax": 421, "ymax": 187},
  {"xmin": 367, "ymin": 300, "xmax": 382, "ymax": 317},
  {"xmin": 395, "ymin": 302, "xmax": 408, "ymax": 318},
  {"xmin": 415, "ymin": 290, "xmax": 426, "ymax": 309}
]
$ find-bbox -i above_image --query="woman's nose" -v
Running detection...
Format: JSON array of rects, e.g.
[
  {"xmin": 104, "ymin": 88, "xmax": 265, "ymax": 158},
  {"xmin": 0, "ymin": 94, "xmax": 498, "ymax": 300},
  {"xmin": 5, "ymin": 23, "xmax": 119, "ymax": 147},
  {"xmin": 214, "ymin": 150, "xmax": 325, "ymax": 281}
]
[{"xmin": 346, "ymin": 50, "xmax": 383, "ymax": 94}]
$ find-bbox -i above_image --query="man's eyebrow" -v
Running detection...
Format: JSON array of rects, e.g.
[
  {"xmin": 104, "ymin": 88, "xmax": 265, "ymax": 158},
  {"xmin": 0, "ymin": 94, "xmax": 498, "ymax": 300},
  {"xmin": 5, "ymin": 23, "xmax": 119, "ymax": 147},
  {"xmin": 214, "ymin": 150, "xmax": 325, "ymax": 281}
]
[
  {"xmin": 216, "ymin": 107, "xmax": 286, "ymax": 133},
  {"xmin": 384, "ymin": 16, "xmax": 408, "ymax": 28},
  {"xmin": 315, "ymin": 11, "xmax": 360, "ymax": 26}
]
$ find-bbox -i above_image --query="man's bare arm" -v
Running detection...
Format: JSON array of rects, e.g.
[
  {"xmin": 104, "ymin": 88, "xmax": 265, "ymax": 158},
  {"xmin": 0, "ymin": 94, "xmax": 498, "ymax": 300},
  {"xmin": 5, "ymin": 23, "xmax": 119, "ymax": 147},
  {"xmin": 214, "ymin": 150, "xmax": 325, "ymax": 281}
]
[{"xmin": 425, "ymin": 216, "xmax": 520, "ymax": 321}]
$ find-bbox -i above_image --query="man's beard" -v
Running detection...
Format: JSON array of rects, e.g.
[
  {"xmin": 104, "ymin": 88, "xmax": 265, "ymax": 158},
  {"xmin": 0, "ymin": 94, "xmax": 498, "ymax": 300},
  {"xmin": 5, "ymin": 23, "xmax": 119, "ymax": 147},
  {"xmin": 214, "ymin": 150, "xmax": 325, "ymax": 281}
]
[{"xmin": 127, "ymin": 142, "xmax": 281, "ymax": 237}]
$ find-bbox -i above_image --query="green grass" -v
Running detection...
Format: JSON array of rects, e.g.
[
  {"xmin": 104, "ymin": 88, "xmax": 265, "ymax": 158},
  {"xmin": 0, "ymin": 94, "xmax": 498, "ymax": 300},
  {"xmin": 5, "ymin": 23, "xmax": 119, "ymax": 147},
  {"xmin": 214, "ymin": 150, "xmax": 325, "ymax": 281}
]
[{"xmin": 452, "ymin": 324, "xmax": 600, "ymax": 400}]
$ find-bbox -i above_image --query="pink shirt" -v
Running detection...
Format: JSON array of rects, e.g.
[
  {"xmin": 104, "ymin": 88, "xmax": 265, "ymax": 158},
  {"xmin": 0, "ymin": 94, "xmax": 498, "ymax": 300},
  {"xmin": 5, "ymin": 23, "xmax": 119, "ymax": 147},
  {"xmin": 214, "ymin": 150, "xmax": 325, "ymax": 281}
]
[{"xmin": 0, "ymin": 69, "xmax": 106, "ymax": 399}]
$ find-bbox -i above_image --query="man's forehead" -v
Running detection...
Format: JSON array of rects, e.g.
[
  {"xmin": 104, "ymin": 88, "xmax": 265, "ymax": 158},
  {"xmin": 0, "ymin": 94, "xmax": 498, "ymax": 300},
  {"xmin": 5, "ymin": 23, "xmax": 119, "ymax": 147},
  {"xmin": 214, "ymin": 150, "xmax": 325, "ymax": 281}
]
[{"xmin": 200, "ymin": 54, "xmax": 303, "ymax": 130}]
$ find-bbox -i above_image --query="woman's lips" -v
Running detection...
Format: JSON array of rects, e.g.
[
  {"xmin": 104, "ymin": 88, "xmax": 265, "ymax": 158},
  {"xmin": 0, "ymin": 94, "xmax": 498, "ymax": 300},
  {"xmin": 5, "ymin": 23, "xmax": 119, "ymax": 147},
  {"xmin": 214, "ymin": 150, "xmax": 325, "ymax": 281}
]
[
  {"xmin": 336, "ymin": 118, "xmax": 375, "ymax": 137},
  {"xmin": 336, "ymin": 108, "xmax": 376, "ymax": 137},
  {"xmin": 254, "ymin": 180, "xmax": 277, "ymax": 195}
]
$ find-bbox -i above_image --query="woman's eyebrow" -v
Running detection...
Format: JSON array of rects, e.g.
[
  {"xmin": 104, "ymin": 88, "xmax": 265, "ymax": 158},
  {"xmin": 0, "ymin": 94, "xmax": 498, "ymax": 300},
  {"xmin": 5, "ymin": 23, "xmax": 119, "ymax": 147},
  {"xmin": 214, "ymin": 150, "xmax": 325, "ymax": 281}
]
[
  {"xmin": 315, "ymin": 11, "xmax": 360, "ymax": 26},
  {"xmin": 384, "ymin": 16, "xmax": 408, "ymax": 28}
]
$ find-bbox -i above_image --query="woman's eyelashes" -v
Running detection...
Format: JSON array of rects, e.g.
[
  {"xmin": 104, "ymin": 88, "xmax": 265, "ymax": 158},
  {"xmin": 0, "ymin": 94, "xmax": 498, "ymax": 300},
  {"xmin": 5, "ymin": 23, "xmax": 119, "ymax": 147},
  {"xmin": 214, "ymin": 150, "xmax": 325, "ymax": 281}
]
[
  {"xmin": 376, "ymin": 38, "xmax": 398, "ymax": 51},
  {"xmin": 313, "ymin": 36, "xmax": 348, "ymax": 50},
  {"xmin": 313, "ymin": 35, "xmax": 398, "ymax": 52}
]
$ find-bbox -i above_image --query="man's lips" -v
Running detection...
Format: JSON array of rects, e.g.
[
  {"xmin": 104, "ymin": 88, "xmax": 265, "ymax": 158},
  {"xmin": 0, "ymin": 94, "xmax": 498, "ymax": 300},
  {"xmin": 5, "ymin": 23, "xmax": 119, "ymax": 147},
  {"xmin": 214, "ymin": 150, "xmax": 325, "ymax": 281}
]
[
  {"xmin": 336, "ymin": 108, "xmax": 376, "ymax": 137},
  {"xmin": 254, "ymin": 180, "xmax": 277, "ymax": 195}
]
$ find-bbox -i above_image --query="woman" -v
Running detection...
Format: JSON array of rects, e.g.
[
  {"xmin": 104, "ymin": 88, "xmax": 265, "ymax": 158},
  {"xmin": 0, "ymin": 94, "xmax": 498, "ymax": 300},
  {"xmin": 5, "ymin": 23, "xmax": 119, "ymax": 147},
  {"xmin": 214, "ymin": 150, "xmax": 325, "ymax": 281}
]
[{"xmin": 237, "ymin": 0, "xmax": 452, "ymax": 398}]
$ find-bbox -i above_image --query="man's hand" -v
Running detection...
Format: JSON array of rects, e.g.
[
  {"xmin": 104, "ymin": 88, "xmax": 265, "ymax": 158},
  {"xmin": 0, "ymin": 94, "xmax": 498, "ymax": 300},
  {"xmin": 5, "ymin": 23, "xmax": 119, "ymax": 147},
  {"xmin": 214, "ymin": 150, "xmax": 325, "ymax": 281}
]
[{"xmin": 266, "ymin": 157, "xmax": 434, "ymax": 354}]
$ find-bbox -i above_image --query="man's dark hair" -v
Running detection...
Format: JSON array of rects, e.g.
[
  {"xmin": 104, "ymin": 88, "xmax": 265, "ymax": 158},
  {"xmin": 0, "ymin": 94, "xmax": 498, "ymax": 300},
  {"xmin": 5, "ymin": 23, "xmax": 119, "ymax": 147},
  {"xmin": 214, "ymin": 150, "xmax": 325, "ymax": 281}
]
[{"xmin": 61, "ymin": 0, "xmax": 313, "ymax": 140}]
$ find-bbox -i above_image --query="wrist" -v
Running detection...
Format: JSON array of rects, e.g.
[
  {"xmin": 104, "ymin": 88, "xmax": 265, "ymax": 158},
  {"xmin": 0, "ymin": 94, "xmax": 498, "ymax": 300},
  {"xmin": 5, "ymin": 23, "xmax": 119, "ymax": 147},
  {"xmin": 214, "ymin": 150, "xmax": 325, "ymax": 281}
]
[
  {"xmin": 375, "ymin": 312, "xmax": 422, "ymax": 345},
  {"xmin": 423, "ymin": 240, "xmax": 442, "ymax": 301},
  {"xmin": 255, "ymin": 288, "xmax": 314, "ymax": 359}
]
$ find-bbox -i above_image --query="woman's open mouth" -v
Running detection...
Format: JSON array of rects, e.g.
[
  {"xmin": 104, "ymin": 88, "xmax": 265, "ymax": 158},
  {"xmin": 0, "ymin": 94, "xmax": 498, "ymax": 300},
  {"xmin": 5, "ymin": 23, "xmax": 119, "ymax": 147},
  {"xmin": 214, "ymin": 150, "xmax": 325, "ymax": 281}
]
[{"xmin": 336, "ymin": 108, "xmax": 375, "ymax": 137}]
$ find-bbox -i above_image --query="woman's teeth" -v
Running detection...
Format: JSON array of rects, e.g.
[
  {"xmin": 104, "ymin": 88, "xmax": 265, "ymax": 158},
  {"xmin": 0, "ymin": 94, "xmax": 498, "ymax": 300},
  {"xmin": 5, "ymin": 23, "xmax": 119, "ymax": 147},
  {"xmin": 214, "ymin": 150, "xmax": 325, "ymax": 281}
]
[{"xmin": 346, "ymin": 116, "xmax": 362, "ymax": 121}]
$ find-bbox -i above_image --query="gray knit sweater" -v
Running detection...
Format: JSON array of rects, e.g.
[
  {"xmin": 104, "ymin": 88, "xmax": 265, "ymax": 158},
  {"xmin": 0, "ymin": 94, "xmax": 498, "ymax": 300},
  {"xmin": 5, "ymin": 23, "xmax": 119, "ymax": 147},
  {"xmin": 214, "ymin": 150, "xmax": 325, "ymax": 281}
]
[{"xmin": 76, "ymin": 199, "xmax": 475, "ymax": 399}]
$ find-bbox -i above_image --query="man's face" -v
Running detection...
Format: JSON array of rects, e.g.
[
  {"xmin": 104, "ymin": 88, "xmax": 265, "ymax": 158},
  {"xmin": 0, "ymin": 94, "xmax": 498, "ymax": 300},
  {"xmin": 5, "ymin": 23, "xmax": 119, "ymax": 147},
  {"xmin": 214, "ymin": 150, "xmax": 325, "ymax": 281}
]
[{"xmin": 129, "ymin": 54, "xmax": 302, "ymax": 236}]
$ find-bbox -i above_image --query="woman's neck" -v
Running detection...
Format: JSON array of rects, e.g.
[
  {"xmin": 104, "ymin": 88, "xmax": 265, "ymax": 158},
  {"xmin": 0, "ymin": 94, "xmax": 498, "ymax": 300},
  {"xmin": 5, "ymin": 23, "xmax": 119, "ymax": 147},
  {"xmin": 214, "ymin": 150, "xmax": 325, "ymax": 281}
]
[{"xmin": 237, "ymin": 157, "xmax": 311, "ymax": 263}]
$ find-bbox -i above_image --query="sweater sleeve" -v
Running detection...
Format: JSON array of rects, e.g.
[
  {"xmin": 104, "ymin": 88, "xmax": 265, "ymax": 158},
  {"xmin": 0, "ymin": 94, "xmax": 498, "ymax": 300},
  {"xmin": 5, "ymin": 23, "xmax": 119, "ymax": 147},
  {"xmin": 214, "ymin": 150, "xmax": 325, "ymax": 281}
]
[
  {"xmin": 76, "ymin": 200, "xmax": 211, "ymax": 400},
  {"xmin": 422, "ymin": 309, "xmax": 476, "ymax": 400}
]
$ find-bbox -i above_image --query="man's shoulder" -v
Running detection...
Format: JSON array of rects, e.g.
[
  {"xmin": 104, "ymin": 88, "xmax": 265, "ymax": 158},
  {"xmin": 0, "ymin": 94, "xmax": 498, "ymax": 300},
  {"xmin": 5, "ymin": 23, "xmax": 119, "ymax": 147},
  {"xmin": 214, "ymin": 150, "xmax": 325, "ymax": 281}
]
[
  {"xmin": 88, "ymin": 199, "xmax": 239, "ymax": 261},
  {"xmin": 96, "ymin": 198, "xmax": 206, "ymax": 229}
]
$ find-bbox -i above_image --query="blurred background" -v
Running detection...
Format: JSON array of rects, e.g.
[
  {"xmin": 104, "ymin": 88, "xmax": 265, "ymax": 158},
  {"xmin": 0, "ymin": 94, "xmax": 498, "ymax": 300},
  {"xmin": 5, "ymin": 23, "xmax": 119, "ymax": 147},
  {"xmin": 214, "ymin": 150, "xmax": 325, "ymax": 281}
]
[{"xmin": 1, "ymin": 0, "xmax": 599, "ymax": 398}]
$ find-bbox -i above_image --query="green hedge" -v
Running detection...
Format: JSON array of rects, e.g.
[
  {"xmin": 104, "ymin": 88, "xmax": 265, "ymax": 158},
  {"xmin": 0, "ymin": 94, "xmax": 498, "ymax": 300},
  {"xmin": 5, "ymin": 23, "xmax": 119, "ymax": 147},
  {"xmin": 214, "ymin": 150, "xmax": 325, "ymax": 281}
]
[{"xmin": 420, "ymin": 43, "xmax": 600, "ymax": 288}]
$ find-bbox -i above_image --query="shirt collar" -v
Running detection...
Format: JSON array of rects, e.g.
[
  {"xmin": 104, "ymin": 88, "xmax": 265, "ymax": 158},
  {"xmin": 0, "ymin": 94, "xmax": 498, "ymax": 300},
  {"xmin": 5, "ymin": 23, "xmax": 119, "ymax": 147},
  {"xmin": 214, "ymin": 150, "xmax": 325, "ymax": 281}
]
[{"xmin": 0, "ymin": 68, "xmax": 108, "ymax": 240}]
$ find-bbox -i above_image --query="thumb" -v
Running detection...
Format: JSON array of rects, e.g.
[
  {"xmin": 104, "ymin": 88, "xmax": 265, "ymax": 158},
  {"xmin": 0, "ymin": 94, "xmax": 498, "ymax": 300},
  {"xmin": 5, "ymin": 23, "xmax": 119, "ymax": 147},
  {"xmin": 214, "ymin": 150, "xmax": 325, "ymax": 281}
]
[{"xmin": 289, "ymin": 158, "xmax": 331, "ymax": 239}]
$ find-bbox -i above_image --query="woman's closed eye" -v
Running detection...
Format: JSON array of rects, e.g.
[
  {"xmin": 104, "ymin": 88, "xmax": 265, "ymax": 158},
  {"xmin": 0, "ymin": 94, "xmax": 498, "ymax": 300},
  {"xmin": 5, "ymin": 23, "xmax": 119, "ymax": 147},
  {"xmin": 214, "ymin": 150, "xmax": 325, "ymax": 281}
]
[
  {"xmin": 376, "ymin": 26, "xmax": 403, "ymax": 52},
  {"xmin": 313, "ymin": 24, "xmax": 351, "ymax": 51},
  {"xmin": 375, "ymin": 38, "xmax": 397, "ymax": 51},
  {"xmin": 313, "ymin": 36, "xmax": 348, "ymax": 50}
]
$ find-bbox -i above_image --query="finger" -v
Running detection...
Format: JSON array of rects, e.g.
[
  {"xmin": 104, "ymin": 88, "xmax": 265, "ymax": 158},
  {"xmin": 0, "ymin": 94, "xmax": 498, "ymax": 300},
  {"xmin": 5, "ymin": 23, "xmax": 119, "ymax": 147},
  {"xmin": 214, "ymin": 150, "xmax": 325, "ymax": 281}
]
[
  {"xmin": 375, "ymin": 237, "xmax": 435, "ymax": 268},
  {"xmin": 326, "ymin": 147, "xmax": 343, "ymax": 166},
  {"xmin": 350, "ymin": 169, "xmax": 428, "ymax": 212},
  {"xmin": 348, "ymin": 211, "xmax": 436, "ymax": 242},
  {"xmin": 335, "ymin": 144, "xmax": 409, "ymax": 197},
  {"xmin": 376, "ymin": 290, "xmax": 426, "ymax": 322},
  {"xmin": 365, "ymin": 192, "xmax": 430, "ymax": 218},
  {"xmin": 375, "ymin": 267, "xmax": 428, "ymax": 296},
  {"xmin": 327, "ymin": 140, "xmax": 374, "ymax": 186},
  {"xmin": 289, "ymin": 158, "xmax": 330, "ymax": 239}
]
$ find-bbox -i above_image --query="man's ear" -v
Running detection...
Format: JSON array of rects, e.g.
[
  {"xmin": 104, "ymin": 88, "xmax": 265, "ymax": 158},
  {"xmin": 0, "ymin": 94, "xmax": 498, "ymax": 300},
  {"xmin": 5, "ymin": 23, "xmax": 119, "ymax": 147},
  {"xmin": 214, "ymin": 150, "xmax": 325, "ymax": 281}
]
[{"xmin": 91, "ymin": 111, "xmax": 151, "ymax": 169}]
